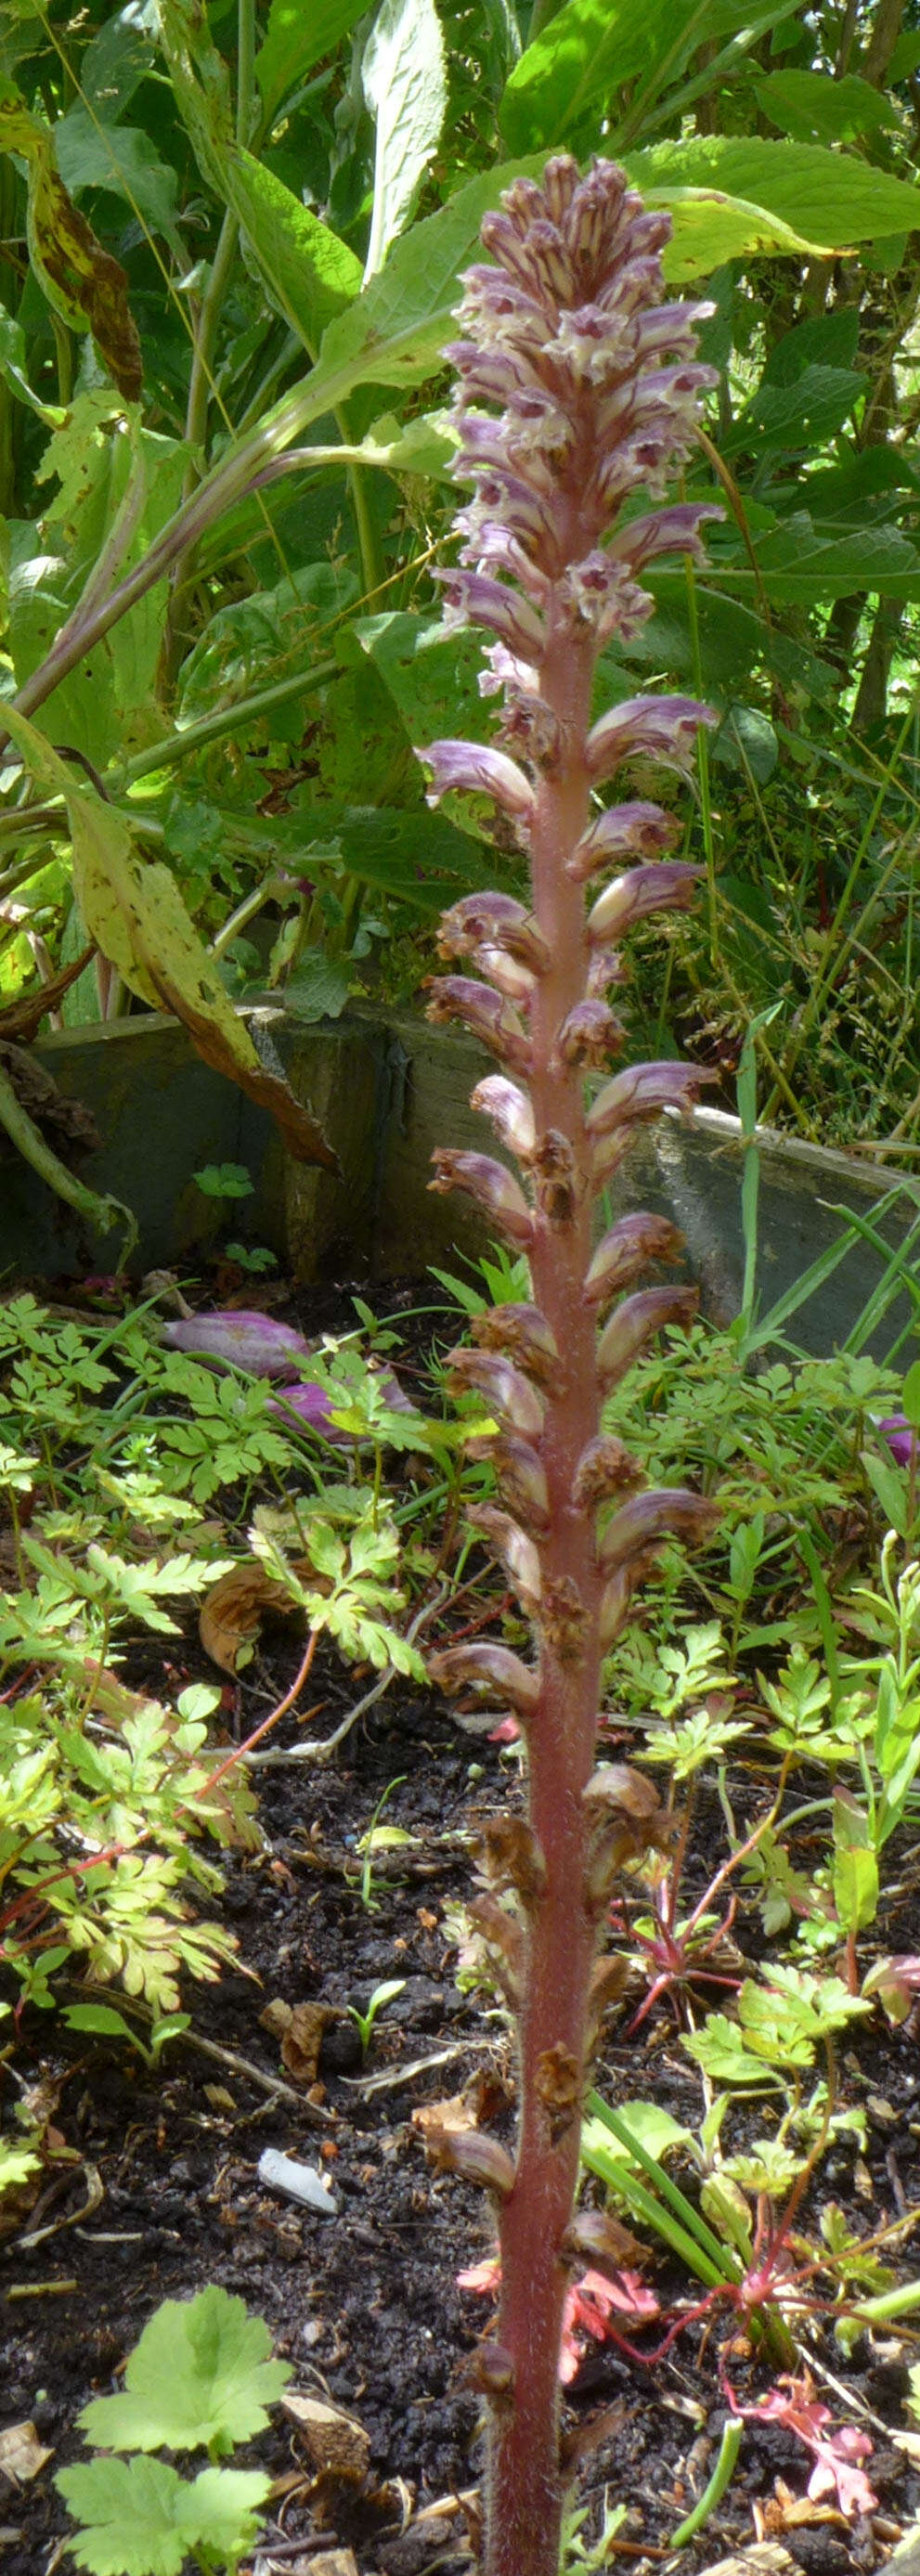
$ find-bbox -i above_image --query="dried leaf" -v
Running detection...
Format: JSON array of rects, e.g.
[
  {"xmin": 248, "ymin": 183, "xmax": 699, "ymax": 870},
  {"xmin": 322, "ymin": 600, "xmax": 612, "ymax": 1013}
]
[
  {"xmin": 280, "ymin": 2004, "xmax": 333, "ymax": 2086},
  {"xmin": 280, "ymin": 2395, "xmax": 369, "ymax": 2481},
  {"xmin": 411, "ymin": 2092, "xmax": 477, "ymax": 2140},
  {"xmin": 200, "ymin": 1563, "xmax": 300, "ymax": 1674},
  {"xmin": 0, "ymin": 2422, "xmax": 53, "ymax": 2484}
]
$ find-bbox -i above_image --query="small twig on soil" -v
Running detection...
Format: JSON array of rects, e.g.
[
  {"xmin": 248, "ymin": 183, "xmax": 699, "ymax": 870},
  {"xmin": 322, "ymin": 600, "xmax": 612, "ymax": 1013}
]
[
  {"xmin": 4, "ymin": 2277, "xmax": 79, "ymax": 2299},
  {"xmin": 245, "ymin": 1586, "xmax": 452, "ymax": 1767},
  {"xmin": 4, "ymin": 2164, "xmax": 102, "ymax": 2257},
  {"xmin": 178, "ymin": 2027, "xmax": 333, "ymax": 2116}
]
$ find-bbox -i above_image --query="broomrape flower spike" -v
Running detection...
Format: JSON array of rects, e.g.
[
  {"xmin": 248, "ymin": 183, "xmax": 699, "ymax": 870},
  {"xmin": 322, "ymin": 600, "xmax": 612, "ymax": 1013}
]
[{"xmin": 416, "ymin": 154, "xmax": 719, "ymax": 2576}]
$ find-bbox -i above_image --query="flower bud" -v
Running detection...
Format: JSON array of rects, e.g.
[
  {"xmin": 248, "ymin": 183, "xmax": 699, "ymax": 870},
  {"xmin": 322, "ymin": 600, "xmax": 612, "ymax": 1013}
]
[
  {"xmin": 586, "ymin": 695, "xmax": 715, "ymax": 787},
  {"xmin": 472, "ymin": 943, "xmax": 537, "ymax": 1004},
  {"xmin": 553, "ymin": 1000, "xmax": 625, "ymax": 1070},
  {"xmin": 426, "ymin": 2127, "xmax": 515, "ymax": 2197},
  {"xmin": 419, "ymin": 738, "xmax": 535, "ymax": 822},
  {"xmin": 426, "ymin": 977, "xmax": 532, "ymax": 1072},
  {"xmin": 596, "ymin": 1286, "xmax": 699, "ymax": 1390},
  {"xmin": 473, "ymin": 1302, "xmax": 562, "ymax": 1391},
  {"xmin": 567, "ymin": 801, "xmax": 680, "ymax": 884},
  {"xmin": 597, "ymin": 1488, "xmax": 718, "ymax": 1574},
  {"xmin": 587, "ymin": 861, "xmax": 701, "ymax": 943},
  {"xmin": 587, "ymin": 1061, "xmax": 713, "ymax": 1143},
  {"xmin": 464, "ymin": 1431, "xmax": 551, "ymax": 1534},
  {"xmin": 438, "ymin": 892, "xmax": 550, "ymax": 973},
  {"xmin": 471, "ymin": 1074, "xmax": 537, "ymax": 1161},
  {"xmin": 466, "ymin": 1505, "xmax": 542, "ymax": 1615},
  {"xmin": 429, "ymin": 1150, "xmax": 534, "ymax": 1249},
  {"xmin": 447, "ymin": 1347, "xmax": 545, "ymax": 1441},
  {"xmin": 571, "ymin": 1435, "xmax": 644, "ymax": 1510},
  {"xmin": 430, "ymin": 1642, "xmax": 540, "ymax": 1716},
  {"xmin": 584, "ymin": 1211, "xmax": 683, "ymax": 1306}
]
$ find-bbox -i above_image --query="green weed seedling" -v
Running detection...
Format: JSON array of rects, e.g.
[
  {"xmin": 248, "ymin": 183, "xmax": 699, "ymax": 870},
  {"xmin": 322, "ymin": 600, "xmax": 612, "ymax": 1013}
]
[
  {"xmin": 56, "ymin": 2285, "xmax": 292, "ymax": 2576},
  {"xmin": 346, "ymin": 1976, "xmax": 408, "ymax": 2055}
]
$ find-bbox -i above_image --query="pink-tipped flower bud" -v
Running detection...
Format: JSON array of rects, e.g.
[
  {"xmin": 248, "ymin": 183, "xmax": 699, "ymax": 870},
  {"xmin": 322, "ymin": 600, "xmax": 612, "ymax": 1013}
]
[
  {"xmin": 419, "ymin": 738, "xmax": 535, "ymax": 822},
  {"xmin": 426, "ymin": 977, "xmax": 532, "ymax": 1072},
  {"xmin": 447, "ymin": 1347, "xmax": 545, "ymax": 1441},
  {"xmin": 586, "ymin": 695, "xmax": 716, "ymax": 786},
  {"xmin": 438, "ymin": 892, "xmax": 551, "ymax": 973},
  {"xmin": 429, "ymin": 1150, "xmax": 534, "ymax": 1249},
  {"xmin": 567, "ymin": 801, "xmax": 680, "ymax": 884},
  {"xmin": 430, "ymin": 1641, "xmax": 540, "ymax": 1715},
  {"xmin": 597, "ymin": 1487, "xmax": 718, "ymax": 1573},
  {"xmin": 586, "ymin": 861, "xmax": 701, "ymax": 943},
  {"xmin": 596, "ymin": 1286, "xmax": 698, "ymax": 1390},
  {"xmin": 553, "ymin": 1000, "xmax": 625, "ymax": 1069},
  {"xmin": 584, "ymin": 1211, "xmax": 683, "ymax": 1306},
  {"xmin": 465, "ymin": 1430, "xmax": 551, "ymax": 1534},
  {"xmin": 473, "ymin": 1302, "xmax": 562, "ymax": 1391},
  {"xmin": 587, "ymin": 1061, "xmax": 713, "ymax": 1144},
  {"xmin": 471, "ymin": 1074, "xmax": 537, "ymax": 1161}
]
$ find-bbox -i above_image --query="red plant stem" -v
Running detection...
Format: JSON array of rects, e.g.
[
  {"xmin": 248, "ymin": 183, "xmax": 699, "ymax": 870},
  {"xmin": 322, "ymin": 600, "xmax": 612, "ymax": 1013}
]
[{"xmin": 491, "ymin": 620, "xmax": 603, "ymax": 2572}]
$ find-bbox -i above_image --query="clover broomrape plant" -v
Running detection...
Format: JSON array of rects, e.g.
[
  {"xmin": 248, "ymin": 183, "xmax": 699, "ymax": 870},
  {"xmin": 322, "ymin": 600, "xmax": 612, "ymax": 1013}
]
[{"xmin": 416, "ymin": 155, "xmax": 720, "ymax": 2576}]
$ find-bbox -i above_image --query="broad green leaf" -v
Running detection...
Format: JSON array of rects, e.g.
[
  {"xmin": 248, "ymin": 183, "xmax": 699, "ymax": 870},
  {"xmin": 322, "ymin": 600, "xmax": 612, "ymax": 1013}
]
[
  {"xmin": 0, "ymin": 714, "xmax": 337, "ymax": 1170},
  {"xmin": 9, "ymin": 400, "xmax": 187, "ymax": 763},
  {"xmin": 753, "ymin": 69, "xmax": 903, "ymax": 146},
  {"xmin": 256, "ymin": 0, "xmax": 368, "ymax": 117},
  {"xmin": 719, "ymin": 513, "xmax": 920, "ymax": 606},
  {"xmin": 637, "ymin": 181, "xmax": 822, "ymax": 278},
  {"xmin": 75, "ymin": 2285, "xmax": 292, "ymax": 2456},
  {"xmin": 362, "ymin": 0, "xmax": 447, "ymax": 280},
  {"xmin": 499, "ymin": 0, "xmax": 797, "ymax": 152},
  {"xmin": 81, "ymin": 9, "xmax": 158, "ymax": 118},
  {"xmin": 220, "ymin": 149, "xmax": 362, "ymax": 354},
  {"xmin": 54, "ymin": 108, "xmax": 181, "ymax": 244},
  {"xmin": 629, "ymin": 135, "xmax": 920, "ymax": 251},
  {"xmin": 725, "ymin": 361, "xmax": 862, "ymax": 456},
  {"xmin": 177, "ymin": 2466, "xmax": 270, "ymax": 2566},
  {"xmin": 761, "ymin": 307, "xmax": 860, "ymax": 382},
  {"xmin": 55, "ymin": 2454, "xmax": 190, "ymax": 2576}
]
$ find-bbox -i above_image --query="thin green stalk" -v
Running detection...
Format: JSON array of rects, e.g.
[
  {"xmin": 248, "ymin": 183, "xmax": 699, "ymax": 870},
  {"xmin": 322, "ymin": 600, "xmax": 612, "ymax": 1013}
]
[
  {"xmin": 112, "ymin": 657, "xmax": 339, "ymax": 788},
  {"xmin": 683, "ymin": 541, "xmax": 719, "ymax": 971},
  {"xmin": 668, "ymin": 2419, "xmax": 744, "ymax": 2547},
  {"xmin": 0, "ymin": 1058, "xmax": 137, "ymax": 1262}
]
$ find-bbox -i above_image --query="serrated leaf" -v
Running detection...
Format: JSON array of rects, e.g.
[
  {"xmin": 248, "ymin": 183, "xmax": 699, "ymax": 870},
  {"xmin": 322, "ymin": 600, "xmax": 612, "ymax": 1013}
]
[
  {"xmin": 55, "ymin": 2454, "xmax": 189, "ymax": 2576},
  {"xmin": 54, "ymin": 108, "xmax": 181, "ymax": 244},
  {"xmin": 753, "ymin": 68, "xmax": 902, "ymax": 145},
  {"xmin": 629, "ymin": 134, "xmax": 920, "ymax": 251},
  {"xmin": 76, "ymin": 2286, "xmax": 292, "ymax": 2457},
  {"xmin": 221, "ymin": 149, "xmax": 362, "ymax": 355},
  {"xmin": 363, "ymin": 0, "xmax": 447, "ymax": 281},
  {"xmin": 175, "ymin": 2465, "xmax": 270, "ymax": 2565}
]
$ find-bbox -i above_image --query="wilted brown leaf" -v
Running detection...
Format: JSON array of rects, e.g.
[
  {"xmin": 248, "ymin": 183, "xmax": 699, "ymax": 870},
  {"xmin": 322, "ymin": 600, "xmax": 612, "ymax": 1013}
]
[
  {"xmin": 280, "ymin": 2394, "xmax": 369, "ymax": 2481},
  {"xmin": 200, "ymin": 1563, "xmax": 300, "ymax": 1674},
  {"xmin": 0, "ymin": 2422, "xmax": 53, "ymax": 2485}
]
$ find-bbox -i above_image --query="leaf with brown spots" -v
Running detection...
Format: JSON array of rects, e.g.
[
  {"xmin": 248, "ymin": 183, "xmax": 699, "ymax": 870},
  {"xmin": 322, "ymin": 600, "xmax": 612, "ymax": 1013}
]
[{"xmin": 0, "ymin": 84, "xmax": 141, "ymax": 399}]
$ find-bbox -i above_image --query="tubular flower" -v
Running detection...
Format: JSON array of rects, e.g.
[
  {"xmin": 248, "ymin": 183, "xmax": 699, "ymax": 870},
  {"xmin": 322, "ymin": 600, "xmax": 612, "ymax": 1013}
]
[{"xmin": 415, "ymin": 154, "xmax": 719, "ymax": 2576}]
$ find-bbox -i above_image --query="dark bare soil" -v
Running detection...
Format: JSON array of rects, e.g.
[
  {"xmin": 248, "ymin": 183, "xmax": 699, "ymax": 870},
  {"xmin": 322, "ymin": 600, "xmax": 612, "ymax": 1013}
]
[{"xmin": 3, "ymin": 1284, "xmax": 920, "ymax": 2575}]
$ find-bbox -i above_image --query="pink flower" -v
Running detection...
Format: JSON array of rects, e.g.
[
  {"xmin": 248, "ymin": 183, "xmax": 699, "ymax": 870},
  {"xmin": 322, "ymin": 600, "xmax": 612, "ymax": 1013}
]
[
  {"xmin": 725, "ymin": 2374, "xmax": 876, "ymax": 2520},
  {"xmin": 457, "ymin": 2255, "xmax": 659, "ymax": 2384}
]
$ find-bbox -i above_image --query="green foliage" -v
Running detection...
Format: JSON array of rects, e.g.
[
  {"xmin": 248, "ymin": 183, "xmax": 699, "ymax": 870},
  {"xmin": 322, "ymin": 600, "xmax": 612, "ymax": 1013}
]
[{"xmin": 56, "ymin": 2287, "xmax": 291, "ymax": 2575}]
